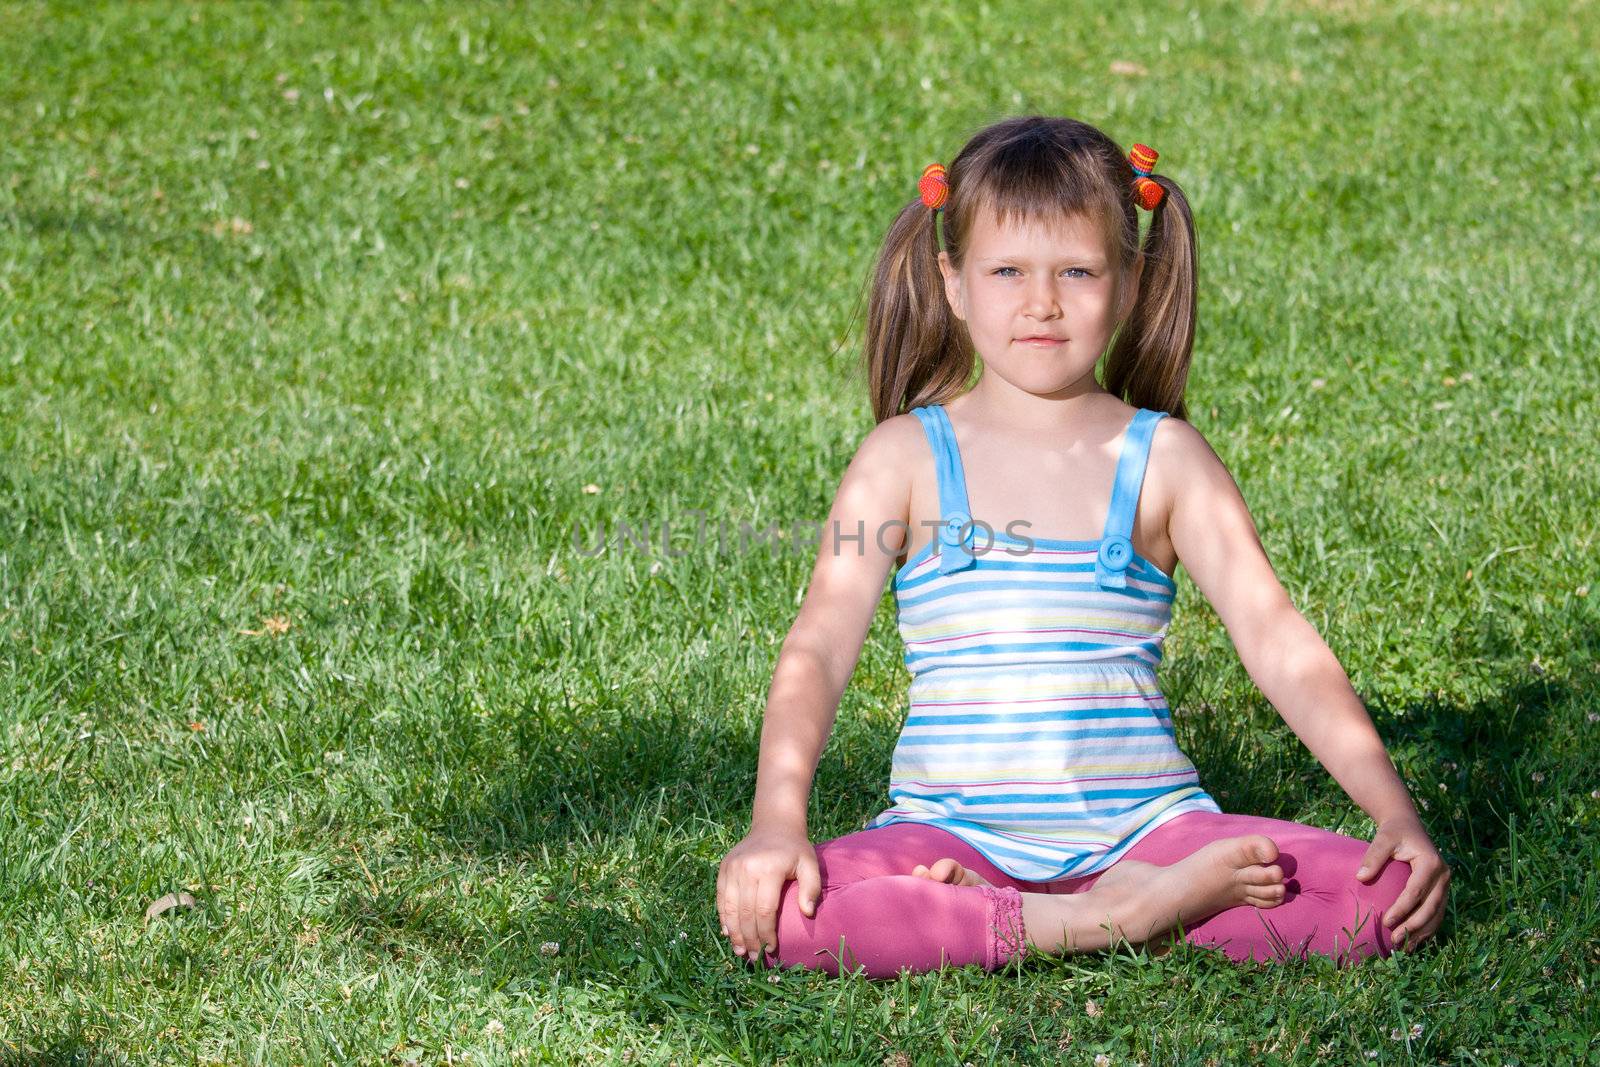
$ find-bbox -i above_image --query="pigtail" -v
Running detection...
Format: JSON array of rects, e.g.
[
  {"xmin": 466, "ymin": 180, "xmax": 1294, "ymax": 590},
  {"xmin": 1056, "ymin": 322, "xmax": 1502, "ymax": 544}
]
[
  {"xmin": 1103, "ymin": 174, "xmax": 1197, "ymax": 421},
  {"xmin": 862, "ymin": 198, "xmax": 974, "ymax": 424}
]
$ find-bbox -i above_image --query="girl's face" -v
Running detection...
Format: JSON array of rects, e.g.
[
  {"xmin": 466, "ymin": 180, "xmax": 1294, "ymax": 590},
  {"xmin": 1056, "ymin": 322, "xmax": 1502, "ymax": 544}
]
[{"xmin": 938, "ymin": 207, "xmax": 1140, "ymax": 398}]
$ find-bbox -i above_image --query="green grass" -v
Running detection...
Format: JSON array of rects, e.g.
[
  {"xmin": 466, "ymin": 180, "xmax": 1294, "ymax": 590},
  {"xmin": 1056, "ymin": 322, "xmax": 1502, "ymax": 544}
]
[{"xmin": 2, "ymin": 0, "xmax": 1598, "ymax": 1063}]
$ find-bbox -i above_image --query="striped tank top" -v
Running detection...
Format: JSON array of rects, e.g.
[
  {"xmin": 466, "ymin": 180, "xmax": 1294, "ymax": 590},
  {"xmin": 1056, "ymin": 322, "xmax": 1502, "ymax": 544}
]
[{"xmin": 865, "ymin": 403, "xmax": 1222, "ymax": 882}]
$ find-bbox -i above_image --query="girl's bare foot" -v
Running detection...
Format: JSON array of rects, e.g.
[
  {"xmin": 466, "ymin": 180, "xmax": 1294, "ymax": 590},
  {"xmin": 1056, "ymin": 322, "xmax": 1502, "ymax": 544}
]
[
  {"xmin": 1143, "ymin": 834, "xmax": 1286, "ymax": 918},
  {"xmin": 910, "ymin": 857, "xmax": 991, "ymax": 888},
  {"xmin": 911, "ymin": 853, "xmax": 1144, "ymax": 895},
  {"xmin": 1024, "ymin": 834, "xmax": 1286, "ymax": 955}
]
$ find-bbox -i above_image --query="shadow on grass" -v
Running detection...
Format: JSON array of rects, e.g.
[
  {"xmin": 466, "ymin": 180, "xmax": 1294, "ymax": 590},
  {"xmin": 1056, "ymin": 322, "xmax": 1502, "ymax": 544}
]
[
  {"xmin": 10, "ymin": 208, "xmax": 143, "ymax": 238},
  {"xmin": 420, "ymin": 665, "xmax": 888, "ymax": 859},
  {"xmin": 0, "ymin": 1031, "xmax": 123, "ymax": 1066},
  {"xmin": 427, "ymin": 646, "xmax": 1589, "ymax": 891},
  {"xmin": 1180, "ymin": 652, "xmax": 1595, "ymax": 895},
  {"xmin": 362, "ymin": 649, "xmax": 1598, "ymax": 1000},
  {"xmin": 8, "ymin": 205, "xmax": 317, "ymax": 312}
]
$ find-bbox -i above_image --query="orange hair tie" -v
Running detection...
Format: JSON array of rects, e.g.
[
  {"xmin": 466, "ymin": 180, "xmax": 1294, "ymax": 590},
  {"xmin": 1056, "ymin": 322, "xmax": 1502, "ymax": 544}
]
[
  {"xmin": 1128, "ymin": 143, "xmax": 1165, "ymax": 210},
  {"xmin": 918, "ymin": 162, "xmax": 949, "ymax": 210}
]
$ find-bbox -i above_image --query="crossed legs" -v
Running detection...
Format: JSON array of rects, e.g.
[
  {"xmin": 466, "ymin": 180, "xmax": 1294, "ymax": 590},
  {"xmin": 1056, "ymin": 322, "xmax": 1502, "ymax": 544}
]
[{"xmin": 760, "ymin": 812, "xmax": 1411, "ymax": 977}]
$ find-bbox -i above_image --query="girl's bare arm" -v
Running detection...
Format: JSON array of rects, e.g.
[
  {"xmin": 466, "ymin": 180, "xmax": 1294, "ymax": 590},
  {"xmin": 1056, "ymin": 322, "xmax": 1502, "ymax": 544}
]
[
  {"xmin": 1151, "ymin": 418, "xmax": 1412, "ymax": 820},
  {"xmin": 749, "ymin": 414, "xmax": 917, "ymax": 833},
  {"xmin": 716, "ymin": 415, "xmax": 916, "ymax": 961},
  {"xmin": 1153, "ymin": 417, "xmax": 1449, "ymax": 946}
]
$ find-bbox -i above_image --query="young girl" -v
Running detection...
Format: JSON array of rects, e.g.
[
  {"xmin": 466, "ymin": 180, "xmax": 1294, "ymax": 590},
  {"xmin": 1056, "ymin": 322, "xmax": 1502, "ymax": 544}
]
[{"xmin": 715, "ymin": 115, "xmax": 1451, "ymax": 978}]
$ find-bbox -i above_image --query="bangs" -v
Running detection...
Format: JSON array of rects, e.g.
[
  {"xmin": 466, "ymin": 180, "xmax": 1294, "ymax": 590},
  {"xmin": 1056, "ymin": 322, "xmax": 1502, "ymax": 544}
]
[{"xmin": 959, "ymin": 151, "xmax": 1127, "ymax": 268}]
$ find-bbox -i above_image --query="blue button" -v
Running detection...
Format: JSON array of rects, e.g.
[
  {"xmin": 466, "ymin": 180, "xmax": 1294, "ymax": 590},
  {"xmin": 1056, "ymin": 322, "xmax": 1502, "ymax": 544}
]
[
  {"xmin": 1098, "ymin": 535, "xmax": 1133, "ymax": 570},
  {"xmin": 940, "ymin": 510, "xmax": 973, "ymax": 546}
]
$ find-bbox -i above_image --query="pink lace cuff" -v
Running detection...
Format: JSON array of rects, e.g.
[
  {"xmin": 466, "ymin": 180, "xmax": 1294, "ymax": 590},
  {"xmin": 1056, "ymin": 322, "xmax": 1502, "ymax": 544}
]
[{"xmin": 983, "ymin": 885, "xmax": 1028, "ymax": 970}]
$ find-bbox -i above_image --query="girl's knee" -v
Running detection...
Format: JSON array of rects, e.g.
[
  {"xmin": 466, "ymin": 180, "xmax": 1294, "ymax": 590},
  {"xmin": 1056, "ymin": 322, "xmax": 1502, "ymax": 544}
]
[
  {"xmin": 1274, "ymin": 839, "xmax": 1412, "ymax": 961},
  {"xmin": 1286, "ymin": 836, "xmax": 1410, "ymax": 900},
  {"xmin": 763, "ymin": 874, "xmax": 987, "ymax": 977},
  {"xmin": 763, "ymin": 877, "xmax": 848, "ymax": 974},
  {"xmin": 1366, "ymin": 855, "xmax": 1413, "ymax": 905},
  {"xmin": 1330, "ymin": 851, "xmax": 1413, "ymax": 961},
  {"xmin": 1360, "ymin": 856, "xmax": 1413, "ymax": 958}
]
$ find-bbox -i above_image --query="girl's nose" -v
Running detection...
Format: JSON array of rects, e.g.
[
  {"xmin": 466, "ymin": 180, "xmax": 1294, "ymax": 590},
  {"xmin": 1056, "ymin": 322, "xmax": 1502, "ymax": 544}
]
[{"xmin": 1024, "ymin": 282, "xmax": 1061, "ymax": 319}]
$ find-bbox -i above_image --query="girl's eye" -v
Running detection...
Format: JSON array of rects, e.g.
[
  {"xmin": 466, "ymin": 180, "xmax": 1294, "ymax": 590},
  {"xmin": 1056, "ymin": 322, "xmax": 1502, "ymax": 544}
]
[{"xmin": 993, "ymin": 267, "xmax": 1090, "ymax": 278}]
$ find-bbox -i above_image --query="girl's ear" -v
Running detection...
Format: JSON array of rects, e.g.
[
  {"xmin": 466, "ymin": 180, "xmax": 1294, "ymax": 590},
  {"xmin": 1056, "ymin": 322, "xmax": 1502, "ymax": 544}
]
[{"xmin": 938, "ymin": 250, "xmax": 966, "ymax": 322}]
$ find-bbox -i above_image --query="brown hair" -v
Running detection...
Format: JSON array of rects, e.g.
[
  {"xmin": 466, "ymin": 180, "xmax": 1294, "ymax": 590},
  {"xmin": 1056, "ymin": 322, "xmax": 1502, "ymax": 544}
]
[{"xmin": 861, "ymin": 115, "xmax": 1197, "ymax": 423}]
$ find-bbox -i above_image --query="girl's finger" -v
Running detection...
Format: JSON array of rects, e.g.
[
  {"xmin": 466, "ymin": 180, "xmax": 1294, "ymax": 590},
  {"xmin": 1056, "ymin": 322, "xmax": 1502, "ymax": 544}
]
[
  {"xmin": 1354, "ymin": 836, "xmax": 1393, "ymax": 882},
  {"xmin": 1381, "ymin": 863, "xmax": 1433, "ymax": 929},
  {"xmin": 755, "ymin": 878, "xmax": 782, "ymax": 962},
  {"xmin": 737, "ymin": 874, "xmax": 762, "ymax": 962},
  {"xmin": 715, "ymin": 876, "xmax": 735, "ymax": 943},
  {"xmin": 796, "ymin": 851, "xmax": 823, "ymax": 918},
  {"xmin": 1392, "ymin": 875, "xmax": 1443, "ymax": 947},
  {"xmin": 717, "ymin": 862, "xmax": 743, "ymax": 943},
  {"xmin": 726, "ymin": 869, "xmax": 745, "ymax": 955},
  {"xmin": 1394, "ymin": 875, "xmax": 1449, "ymax": 949},
  {"xmin": 714, "ymin": 865, "xmax": 729, "ymax": 938}
]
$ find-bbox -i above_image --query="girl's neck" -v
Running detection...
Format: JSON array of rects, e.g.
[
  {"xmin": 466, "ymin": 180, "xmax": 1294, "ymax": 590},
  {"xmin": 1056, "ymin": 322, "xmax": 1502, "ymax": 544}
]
[{"xmin": 949, "ymin": 370, "xmax": 1112, "ymax": 432}]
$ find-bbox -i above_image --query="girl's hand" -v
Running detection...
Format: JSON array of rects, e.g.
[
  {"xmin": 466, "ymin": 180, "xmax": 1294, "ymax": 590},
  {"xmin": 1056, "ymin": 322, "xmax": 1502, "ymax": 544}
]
[
  {"xmin": 1355, "ymin": 811, "xmax": 1451, "ymax": 950},
  {"xmin": 716, "ymin": 827, "xmax": 822, "ymax": 964}
]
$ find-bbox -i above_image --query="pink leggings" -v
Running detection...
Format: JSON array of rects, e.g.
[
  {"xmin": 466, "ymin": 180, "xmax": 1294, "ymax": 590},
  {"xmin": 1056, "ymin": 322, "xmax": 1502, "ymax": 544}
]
[{"xmin": 758, "ymin": 810, "xmax": 1412, "ymax": 978}]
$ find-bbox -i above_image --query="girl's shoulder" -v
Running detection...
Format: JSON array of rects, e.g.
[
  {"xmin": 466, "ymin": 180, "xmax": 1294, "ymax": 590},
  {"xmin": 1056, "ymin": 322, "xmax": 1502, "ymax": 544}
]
[
  {"xmin": 1076, "ymin": 396, "xmax": 1209, "ymax": 463},
  {"xmin": 836, "ymin": 411, "xmax": 926, "ymax": 499},
  {"xmin": 1144, "ymin": 412, "xmax": 1239, "ymax": 512},
  {"xmin": 1145, "ymin": 411, "xmax": 1223, "ymax": 468},
  {"xmin": 856, "ymin": 410, "xmax": 930, "ymax": 464}
]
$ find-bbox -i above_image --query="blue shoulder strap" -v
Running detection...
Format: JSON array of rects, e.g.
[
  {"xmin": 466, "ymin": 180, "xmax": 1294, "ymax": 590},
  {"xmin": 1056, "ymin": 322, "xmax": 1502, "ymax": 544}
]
[
  {"xmin": 1096, "ymin": 408, "xmax": 1168, "ymax": 589},
  {"xmin": 909, "ymin": 405, "xmax": 977, "ymax": 574}
]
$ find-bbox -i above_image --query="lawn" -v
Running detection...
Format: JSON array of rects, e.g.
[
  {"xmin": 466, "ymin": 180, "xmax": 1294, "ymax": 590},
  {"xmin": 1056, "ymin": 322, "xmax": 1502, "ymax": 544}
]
[{"xmin": 1, "ymin": 1, "xmax": 1597, "ymax": 1063}]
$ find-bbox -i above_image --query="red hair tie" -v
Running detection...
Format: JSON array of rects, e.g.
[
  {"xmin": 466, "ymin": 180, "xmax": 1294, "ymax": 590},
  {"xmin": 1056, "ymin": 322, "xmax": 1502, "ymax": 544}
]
[
  {"xmin": 1128, "ymin": 143, "xmax": 1164, "ymax": 210},
  {"xmin": 919, "ymin": 162, "xmax": 949, "ymax": 210}
]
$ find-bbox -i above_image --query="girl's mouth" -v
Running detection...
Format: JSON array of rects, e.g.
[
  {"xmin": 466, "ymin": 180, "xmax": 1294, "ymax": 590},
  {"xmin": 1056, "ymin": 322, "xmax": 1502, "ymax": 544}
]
[{"xmin": 1017, "ymin": 337, "xmax": 1065, "ymax": 347}]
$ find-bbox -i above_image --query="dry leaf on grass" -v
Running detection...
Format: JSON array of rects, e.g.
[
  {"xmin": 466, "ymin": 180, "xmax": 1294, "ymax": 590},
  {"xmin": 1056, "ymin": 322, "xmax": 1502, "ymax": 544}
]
[
  {"xmin": 144, "ymin": 891, "xmax": 199, "ymax": 921},
  {"xmin": 207, "ymin": 216, "xmax": 254, "ymax": 237},
  {"xmin": 238, "ymin": 615, "xmax": 291, "ymax": 637}
]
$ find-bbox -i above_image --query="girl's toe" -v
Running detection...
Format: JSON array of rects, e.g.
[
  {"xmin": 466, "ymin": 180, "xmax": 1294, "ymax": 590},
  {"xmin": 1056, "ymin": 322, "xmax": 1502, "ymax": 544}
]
[
  {"xmin": 1248, "ymin": 883, "xmax": 1287, "ymax": 908},
  {"xmin": 1245, "ymin": 864, "xmax": 1284, "ymax": 885},
  {"xmin": 1247, "ymin": 835, "xmax": 1279, "ymax": 865}
]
